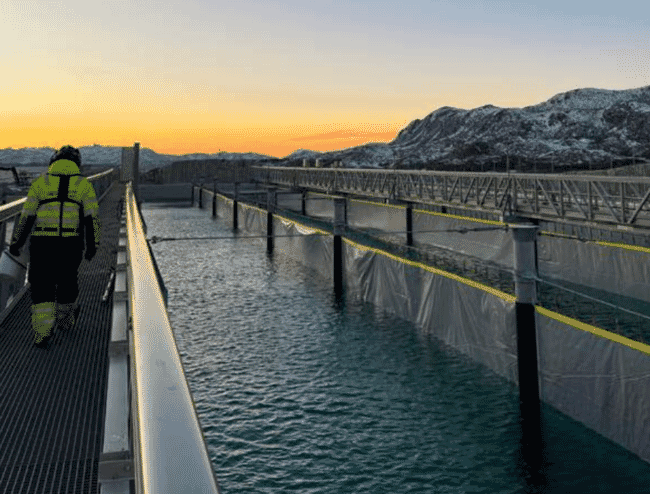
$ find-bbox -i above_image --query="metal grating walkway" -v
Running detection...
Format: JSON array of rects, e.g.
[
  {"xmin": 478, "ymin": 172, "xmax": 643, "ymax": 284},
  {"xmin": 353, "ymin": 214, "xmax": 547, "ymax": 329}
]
[{"xmin": 0, "ymin": 182, "xmax": 124, "ymax": 494}]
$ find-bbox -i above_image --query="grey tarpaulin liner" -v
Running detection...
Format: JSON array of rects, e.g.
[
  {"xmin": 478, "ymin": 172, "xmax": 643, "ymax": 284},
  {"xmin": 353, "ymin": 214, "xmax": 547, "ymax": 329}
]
[
  {"xmin": 413, "ymin": 209, "xmax": 514, "ymax": 266},
  {"xmin": 347, "ymin": 200, "xmax": 408, "ymax": 244},
  {"xmin": 536, "ymin": 308, "xmax": 650, "ymax": 463},
  {"xmin": 335, "ymin": 198, "xmax": 650, "ymax": 305},
  {"xmin": 239, "ymin": 202, "xmax": 267, "ymax": 235},
  {"xmin": 300, "ymin": 192, "xmax": 335, "ymax": 220},
  {"xmin": 207, "ymin": 190, "xmax": 335, "ymax": 280},
  {"xmin": 281, "ymin": 194, "xmax": 516, "ymax": 264},
  {"xmin": 414, "ymin": 209, "xmax": 650, "ymax": 305},
  {"xmin": 204, "ymin": 187, "xmax": 650, "ymax": 464},
  {"xmin": 537, "ymin": 235, "xmax": 650, "ymax": 304},
  {"xmin": 274, "ymin": 216, "xmax": 333, "ymax": 281},
  {"xmin": 276, "ymin": 193, "xmax": 303, "ymax": 213},
  {"xmin": 343, "ymin": 239, "xmax": 518, "ymax": 383},
  {"xmin": 214, "ymin": 191, "xmax": 232, "ymax": 221}
]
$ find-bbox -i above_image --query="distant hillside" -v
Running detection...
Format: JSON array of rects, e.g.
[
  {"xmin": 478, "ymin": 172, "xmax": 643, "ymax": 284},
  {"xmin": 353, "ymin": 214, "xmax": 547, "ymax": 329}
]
[{"xmin": 0, "ymin": 145, "xmax": 275, "ymax": 173}]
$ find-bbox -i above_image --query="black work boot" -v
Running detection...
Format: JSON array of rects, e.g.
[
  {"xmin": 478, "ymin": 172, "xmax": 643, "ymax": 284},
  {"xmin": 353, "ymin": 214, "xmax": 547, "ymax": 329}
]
[{"xmin": 57, "ymin": 303, "xmax": 80, "ymax": 332}]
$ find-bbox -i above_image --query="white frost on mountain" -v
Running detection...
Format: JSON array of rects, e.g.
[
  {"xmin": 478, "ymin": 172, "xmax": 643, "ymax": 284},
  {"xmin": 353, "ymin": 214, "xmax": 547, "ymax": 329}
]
[{"xmin": 278, "ymin": 85, "xmax": 650, "ymax": 172}]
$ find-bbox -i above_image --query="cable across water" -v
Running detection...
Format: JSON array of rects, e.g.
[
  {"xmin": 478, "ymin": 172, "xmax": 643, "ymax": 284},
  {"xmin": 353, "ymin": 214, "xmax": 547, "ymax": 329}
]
[{"xmin": 148, "ymin": 225, "xmax": 510, "ymax": 243}]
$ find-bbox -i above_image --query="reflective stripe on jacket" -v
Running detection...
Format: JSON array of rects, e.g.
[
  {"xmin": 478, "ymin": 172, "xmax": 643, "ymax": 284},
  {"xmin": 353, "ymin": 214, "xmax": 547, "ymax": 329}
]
[{"xmin": 12, "ymin": 159, "xmax": 101, "ymax": 244}]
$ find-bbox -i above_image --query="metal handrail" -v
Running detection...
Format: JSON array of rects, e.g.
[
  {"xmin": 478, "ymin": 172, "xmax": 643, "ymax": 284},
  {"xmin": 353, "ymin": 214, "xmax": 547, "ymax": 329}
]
[
  {"xmin": 0, "ymin": 197, "xmax": 27, "ymax": 224},
  {"xmin": 0, "ymin": 167, "xmax": 119, "ymax": 223},
  {"xmin": 253, "ymin": 166, "xmax": 650, "ymax": 183},
  {"xmin": 124, "ymin": 182, "xmax": 220, "ymax": 493}
]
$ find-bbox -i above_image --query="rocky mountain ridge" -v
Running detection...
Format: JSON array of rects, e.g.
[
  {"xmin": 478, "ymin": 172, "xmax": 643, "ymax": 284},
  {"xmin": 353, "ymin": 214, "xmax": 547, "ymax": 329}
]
[{"xmin": 280, "ymin": 85, "xmax": 650, "ymax": 173}]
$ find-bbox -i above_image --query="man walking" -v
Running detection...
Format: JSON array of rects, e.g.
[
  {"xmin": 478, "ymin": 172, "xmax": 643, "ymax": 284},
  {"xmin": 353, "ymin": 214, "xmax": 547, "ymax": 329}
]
[{"xmin": 9, "ymin": 145, "xmax": 100, "ymax": 347}]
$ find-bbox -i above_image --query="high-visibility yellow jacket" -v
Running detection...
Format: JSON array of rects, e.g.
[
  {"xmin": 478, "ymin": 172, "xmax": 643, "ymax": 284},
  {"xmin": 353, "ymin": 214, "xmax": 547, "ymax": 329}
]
[{"xmin": 11, "ymin": 159, "xmax": 100, "ymax": 246}]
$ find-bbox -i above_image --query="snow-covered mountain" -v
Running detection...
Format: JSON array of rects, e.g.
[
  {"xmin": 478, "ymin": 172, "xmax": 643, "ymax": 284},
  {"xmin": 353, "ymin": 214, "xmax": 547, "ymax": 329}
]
[
  {"xmin": 278, "ymin": 85, "xmax": 650, "ymax": 172},
  {"xmin": 0, "ymin": 145, "xmax": 275, "ymax": 173}
]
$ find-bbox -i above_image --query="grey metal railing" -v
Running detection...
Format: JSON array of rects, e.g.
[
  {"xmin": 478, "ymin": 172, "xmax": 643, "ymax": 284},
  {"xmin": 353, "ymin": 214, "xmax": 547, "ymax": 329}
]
[{"xmin": 124, "ymin": 182, "xmax": 220, "ymax": 493}]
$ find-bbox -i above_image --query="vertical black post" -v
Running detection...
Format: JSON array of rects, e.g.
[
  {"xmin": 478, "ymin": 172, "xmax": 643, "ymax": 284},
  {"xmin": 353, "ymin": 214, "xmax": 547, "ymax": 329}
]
[
  {"xmin": 301, "ymin": 189, "xmax": 307, "ymax": 216},
  {"xmin": 191, "ymin": 185, "xmax": 195, "ymax": 207},
  {"xmin": 333, "ymin": 197, "xmax": 346, "ymax": 300},
  {"xmin": 267, "ymin": 187, "xmax": 276, "ymax": 253},
  {"xmin": 406, "ymin": 202, "xmax": 413, "ymax": 247},
  {"xmin": 212, "ymin": 180, "xmax": 217, "ymax": 218},
  {"xmin": 233, "ymin": 182, "xmax": 239, "ymax": 230},
  {"xmin": 133, "ymin": 142, "xmax": 140, "ymax": 207},
  {"xmin": 513, "ymin": 224, "xmax": 542, "ymax": 474},
  {"xmin": 199, "ymin": 184, "xmax": 203, "ymax": 209}
]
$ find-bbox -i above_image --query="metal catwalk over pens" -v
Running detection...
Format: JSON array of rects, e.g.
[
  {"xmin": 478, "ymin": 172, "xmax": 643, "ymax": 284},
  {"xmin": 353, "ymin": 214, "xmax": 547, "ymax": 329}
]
[{"xmin": 0, "ymin": 182, "xmax": 123, "ymax": 494}]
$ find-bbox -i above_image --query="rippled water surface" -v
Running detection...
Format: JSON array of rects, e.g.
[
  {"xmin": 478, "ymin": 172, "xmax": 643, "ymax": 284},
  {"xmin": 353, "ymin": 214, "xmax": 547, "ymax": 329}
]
[{"xmin": 143, "ymin": 203, "xmax": 650, "ymax": 494}]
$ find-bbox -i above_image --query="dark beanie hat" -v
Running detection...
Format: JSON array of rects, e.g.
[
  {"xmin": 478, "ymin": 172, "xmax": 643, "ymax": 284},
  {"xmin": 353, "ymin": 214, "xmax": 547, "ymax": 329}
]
[{"xmin": 50, "ymin": 145, "xmax": 81, "ymax": 166}]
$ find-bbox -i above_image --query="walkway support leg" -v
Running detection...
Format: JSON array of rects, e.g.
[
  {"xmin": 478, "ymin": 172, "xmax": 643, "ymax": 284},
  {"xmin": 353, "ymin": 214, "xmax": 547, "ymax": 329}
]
[
  {"xmin": 267, "ymin": 187, "xmax": 276, "ymax": 253},
  {"xmin": 233, "ymin": 182, "xmax": 239, "ymax": 230},
  {"xmin": 406, "ymin": 202, "xmax": 413, "ymax": 247},
  {"xmin": 302, "ymin": 190, "xmax": 307, "ymax": 216},
  {"xmin": 212, "ymin": 180, "xmax": 217, "ymax": 218},
  {"xmin": 333, "ymin": 197, "xmax": 346, "ymax": 300},
  {"xmin": 512, "ymin": 224, "xmax": 543, "ymax": 478}
]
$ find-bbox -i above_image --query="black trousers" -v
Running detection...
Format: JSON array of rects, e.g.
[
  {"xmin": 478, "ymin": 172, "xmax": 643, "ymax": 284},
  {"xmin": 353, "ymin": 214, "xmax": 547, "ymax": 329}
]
[{"xmin": 29, "ymin": 236, "xmax": 84, "ymax": 305}]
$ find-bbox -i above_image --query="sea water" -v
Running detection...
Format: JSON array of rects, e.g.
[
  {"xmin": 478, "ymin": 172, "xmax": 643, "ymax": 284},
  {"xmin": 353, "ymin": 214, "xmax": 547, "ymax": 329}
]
[{"xmin": 143, "ymin": 203, "xmax": 650, "ymax": 494}]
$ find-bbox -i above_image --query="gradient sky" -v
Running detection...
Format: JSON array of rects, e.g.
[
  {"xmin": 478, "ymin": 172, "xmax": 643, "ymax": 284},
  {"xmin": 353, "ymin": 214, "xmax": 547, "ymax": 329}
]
[{"xmin": 1, "ymin": 0, "xmax": 648, "ymax": 157}]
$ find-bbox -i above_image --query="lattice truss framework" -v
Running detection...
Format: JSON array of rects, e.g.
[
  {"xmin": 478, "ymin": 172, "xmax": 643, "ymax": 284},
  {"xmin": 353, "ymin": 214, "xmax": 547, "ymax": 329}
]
[{"xmin": 255, "ymin": 167, "xmax": 650, "ymax": 228}]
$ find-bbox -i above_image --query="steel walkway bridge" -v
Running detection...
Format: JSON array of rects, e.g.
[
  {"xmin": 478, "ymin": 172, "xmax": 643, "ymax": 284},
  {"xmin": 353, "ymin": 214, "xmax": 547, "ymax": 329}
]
[
  {"xmin": 0, "ymin": 168, "xmax": 220, "ymax": 493},
  {"xmin": 253, "ymin": 167, "xmax": 650, "ymax": 233}
]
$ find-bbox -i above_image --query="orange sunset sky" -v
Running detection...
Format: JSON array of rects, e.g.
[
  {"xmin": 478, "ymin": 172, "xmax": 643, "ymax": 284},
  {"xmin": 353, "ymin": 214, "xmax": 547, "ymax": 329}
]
[{"xmin": 2, "ymin": 0, "xmax": 648, "ymax": 158}]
